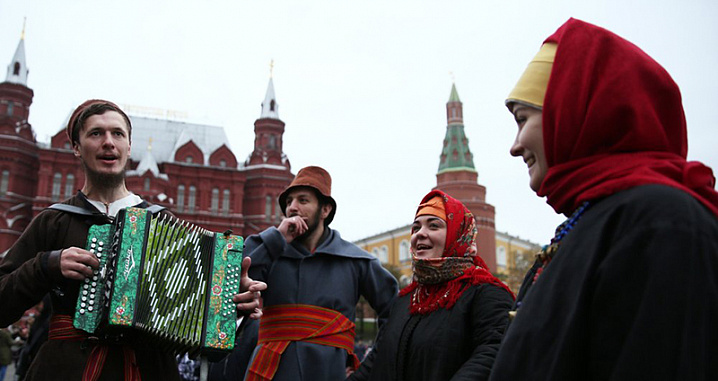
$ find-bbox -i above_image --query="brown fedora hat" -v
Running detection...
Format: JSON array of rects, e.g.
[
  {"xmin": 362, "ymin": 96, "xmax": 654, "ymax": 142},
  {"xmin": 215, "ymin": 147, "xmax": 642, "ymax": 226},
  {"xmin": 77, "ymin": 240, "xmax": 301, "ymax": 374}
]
[{"xmin": 278, "ymin": 166, "xmax": 337, "ymax": 225}]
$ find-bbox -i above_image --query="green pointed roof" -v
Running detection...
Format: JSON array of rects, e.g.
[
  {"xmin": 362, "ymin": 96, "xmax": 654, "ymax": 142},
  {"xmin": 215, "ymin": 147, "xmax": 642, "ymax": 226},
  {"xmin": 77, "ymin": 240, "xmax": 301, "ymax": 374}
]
[
  {"xmin": 437, "ymin": 124, "xmax": 476, "ymax": 174},
  {"xmin": 448, "ymin": 83, "xmax": 461, "ymax": 103},
  {"xmin": 439, "ymin": 83, "xmax": 475, "ymax": 174}
]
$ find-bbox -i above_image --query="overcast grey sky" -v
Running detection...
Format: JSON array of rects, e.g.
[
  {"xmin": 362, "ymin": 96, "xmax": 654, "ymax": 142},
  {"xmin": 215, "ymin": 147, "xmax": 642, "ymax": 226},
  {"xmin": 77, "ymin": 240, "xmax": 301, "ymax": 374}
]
[{"xmin": 1, "ymin": 0, "xmax": 717, "ymax": 244}]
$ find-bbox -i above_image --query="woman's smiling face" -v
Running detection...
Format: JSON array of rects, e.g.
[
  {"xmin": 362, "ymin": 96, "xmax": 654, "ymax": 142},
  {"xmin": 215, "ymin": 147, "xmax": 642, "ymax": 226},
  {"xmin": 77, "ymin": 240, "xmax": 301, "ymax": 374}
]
[
  {"xmin": 410, "ymin": 215, "xmax": 447, "ymax": 259},
  {"xmin": 509, "ymin": 104, "xmax": 547, "ymax": 192}
]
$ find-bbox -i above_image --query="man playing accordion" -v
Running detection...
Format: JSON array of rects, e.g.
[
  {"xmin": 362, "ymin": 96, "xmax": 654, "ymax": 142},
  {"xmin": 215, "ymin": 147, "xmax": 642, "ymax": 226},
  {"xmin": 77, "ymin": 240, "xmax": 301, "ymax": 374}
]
[{"xmin": 0, "ymin": 99, "xmax": 265, "ymax": 380}]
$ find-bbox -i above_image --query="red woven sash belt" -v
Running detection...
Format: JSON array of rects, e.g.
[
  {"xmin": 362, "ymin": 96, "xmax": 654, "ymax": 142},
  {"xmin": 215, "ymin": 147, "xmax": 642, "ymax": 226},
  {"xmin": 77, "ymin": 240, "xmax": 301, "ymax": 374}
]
[
  {"xmin": 245, "ymin": 304, "xmax": 360, "ymax": 381},
  {"xmin": 49, "ymin": 314, "xmax": 141, "ymax": 381}
]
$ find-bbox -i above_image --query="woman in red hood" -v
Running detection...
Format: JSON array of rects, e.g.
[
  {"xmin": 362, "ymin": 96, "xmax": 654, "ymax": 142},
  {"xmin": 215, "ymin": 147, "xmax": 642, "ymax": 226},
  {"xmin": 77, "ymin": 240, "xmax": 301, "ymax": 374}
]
[
  {"xmin": 490, "ymin": 18, "xmax": 718, "ymax": 380},
  {"xmin": 349, "ymin": 190, "xmax": 513, "ymax": 381}
]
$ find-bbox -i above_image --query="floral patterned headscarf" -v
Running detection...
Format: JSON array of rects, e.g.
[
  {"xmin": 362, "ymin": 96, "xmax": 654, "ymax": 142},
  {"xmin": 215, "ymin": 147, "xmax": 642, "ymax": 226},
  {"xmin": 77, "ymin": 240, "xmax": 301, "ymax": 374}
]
[{"xmin": 400, "ymin": 190, "xmax": 513, "ymax": 314}]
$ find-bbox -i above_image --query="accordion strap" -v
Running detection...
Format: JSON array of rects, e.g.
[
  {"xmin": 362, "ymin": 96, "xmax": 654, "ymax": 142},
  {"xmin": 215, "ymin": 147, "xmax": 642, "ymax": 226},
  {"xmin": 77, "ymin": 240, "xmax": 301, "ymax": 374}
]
[
  {"xmin": 47, "ymin": 203, "xmax": 165, "ymax": 216},
  {"xmin": 246, "ymin": 304, "xmax": 360, "ymax": 381},
  {"xmin": 47, "ymin": 204, "xmax": 96, "ymax": 216},
  {"xmin": 49, "ymin": 315, "xmax": 141, "ymax": 381}
]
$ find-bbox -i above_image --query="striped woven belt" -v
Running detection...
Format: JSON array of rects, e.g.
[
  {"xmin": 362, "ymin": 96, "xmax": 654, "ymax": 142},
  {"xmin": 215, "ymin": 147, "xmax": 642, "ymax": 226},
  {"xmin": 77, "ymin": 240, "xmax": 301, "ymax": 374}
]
[
  {"xmin": 245, "ymin": 304, "xmax": 360, "ymax": 381},
  {"xmin": 49, "ymin": 314, "xmax": 141, "ymax": 381}
]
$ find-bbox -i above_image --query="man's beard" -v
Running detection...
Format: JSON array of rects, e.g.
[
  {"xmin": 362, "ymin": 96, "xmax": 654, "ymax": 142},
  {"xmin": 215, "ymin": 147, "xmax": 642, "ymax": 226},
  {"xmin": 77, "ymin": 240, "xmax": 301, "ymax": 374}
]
[
  {"xmin": 83, "ymin": 161, "xmax": 126, "ymax": 191},
  {"xmin": 294, "ymin": 208, "xmax": 322, "ymax": 243}
]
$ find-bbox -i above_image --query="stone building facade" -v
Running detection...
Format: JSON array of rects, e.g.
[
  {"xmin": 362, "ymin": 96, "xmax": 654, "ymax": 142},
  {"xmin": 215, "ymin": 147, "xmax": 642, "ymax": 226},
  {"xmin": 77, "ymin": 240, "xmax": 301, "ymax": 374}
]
[{"xmin": 0, "ymin": 33, "xmax": 293, "ymax": 256}]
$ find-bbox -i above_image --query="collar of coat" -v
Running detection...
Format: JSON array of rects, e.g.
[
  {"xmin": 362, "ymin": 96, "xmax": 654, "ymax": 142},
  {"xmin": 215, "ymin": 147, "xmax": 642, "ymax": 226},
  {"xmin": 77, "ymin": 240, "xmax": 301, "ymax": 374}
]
[{"xmin": 286, "ymin": 228, "xmax": 375, "ymax": 260}]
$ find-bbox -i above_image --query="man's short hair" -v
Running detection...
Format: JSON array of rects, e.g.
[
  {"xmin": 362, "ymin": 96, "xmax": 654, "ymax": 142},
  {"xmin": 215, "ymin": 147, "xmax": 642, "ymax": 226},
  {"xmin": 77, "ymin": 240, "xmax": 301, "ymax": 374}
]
[{"xmin": 67, "ymin": 100, "xmax": 132, "ymax": 146}]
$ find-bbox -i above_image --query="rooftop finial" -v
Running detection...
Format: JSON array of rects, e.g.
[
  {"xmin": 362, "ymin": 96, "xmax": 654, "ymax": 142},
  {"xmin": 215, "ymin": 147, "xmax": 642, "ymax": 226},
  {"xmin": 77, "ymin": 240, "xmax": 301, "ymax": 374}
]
[
  {"xmin": 449, "ymin": 70, "xmax": 455, "ymax": 83},
  {"xmin": 21, "ymin": 17, "xmax": 26, "ymax": 40},
  {"xmin": 148, "ymin": 136, "xmax": 153, "ymax": 152},
  {"xmin": 269, "ymin": 59, "xmax": 274, "ymax": 78}
]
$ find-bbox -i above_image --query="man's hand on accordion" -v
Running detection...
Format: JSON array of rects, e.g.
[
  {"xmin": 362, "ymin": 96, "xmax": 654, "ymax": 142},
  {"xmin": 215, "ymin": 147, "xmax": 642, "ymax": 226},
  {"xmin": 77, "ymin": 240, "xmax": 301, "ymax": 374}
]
[
  {"xmin": 233, "ymin": 256, "xmax": 267, "ymax": 320},
  {"xmin": 60, "ymin": 247, "xmax": 100, "ymax": 280}
]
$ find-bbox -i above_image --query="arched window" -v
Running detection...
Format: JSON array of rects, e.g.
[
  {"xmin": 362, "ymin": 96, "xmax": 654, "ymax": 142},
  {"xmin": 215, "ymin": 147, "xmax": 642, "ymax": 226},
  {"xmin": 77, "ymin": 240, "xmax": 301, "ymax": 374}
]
[
  {"xmin": 270, "ymin": 100, "xmax": 275, "ymax": 112},
  {"xmin": 0, "ymin": 170, "xmax": 9, "ymax": 196},
  {"xmin": 265, "ymin": 195, "xmax": 272, "ymax": 222},
  {"xmin": 496, "ymin": 246, "xmax": 507, "ymax": 269},
  {"xmin": 211, "ymin": 188, "xmax": 219, "ymax": 212},
  {"xmin": 13, "ymin": 62, "xmax": 20, "ymax": 75},
  {"xmin": 144, "ymin": 178, "xmax": 150, "ymax": 191},
  {"xmin": 6, "ymin": 102, "xmax": 13, "ymax": 116},
  {"xmin": 52, "ymin": 173, "xmax": 62, "ymax": 201},
  {"xmin": 219, "ymin": 159, "xmax": 227, "ymax": 168},
  {"xmin": 188, "ymin": 186, "xmax": 197, "ymax": 212},
  {"xmin": 276, "ymin": 200, "xmax": 283, "ymax": 221},
  {"xmin": 268, "ymin": 135, "xmax": 276, "ymax": 149},
  {"xmin": 177, "ymin": 185, "xmax": 185, "ymax": 212},
  {"xmin": 399, "ymin": 240, "xmax": 410, "ymax": 262},
  {"xmin": 222, "ymin": 189, "xmax": 230, "ymax": 215},
  {"xmin": 378, "ymin": 246, "xmax": 389, "ymax": 264},
  {"xmin": 185, "ymin": 156, "xmax": 193, "ymax": 164},
  {"xmin": 65, "ymin": 174, "xmax": 75, "ymax": 198}
]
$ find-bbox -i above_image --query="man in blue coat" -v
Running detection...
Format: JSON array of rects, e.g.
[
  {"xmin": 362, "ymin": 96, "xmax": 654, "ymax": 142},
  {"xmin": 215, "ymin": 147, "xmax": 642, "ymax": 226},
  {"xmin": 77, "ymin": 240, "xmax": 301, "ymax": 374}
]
[{"xmin": 244, "ymin": 166, "xmax": 398, "ymax": 381}]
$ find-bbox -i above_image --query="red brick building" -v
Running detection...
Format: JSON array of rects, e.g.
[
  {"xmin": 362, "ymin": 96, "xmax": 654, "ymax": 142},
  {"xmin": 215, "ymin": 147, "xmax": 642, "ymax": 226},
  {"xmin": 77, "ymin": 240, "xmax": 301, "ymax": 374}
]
[{"xmin": 0, "ymin": 34, "xmax": 294, "ymax": 256}]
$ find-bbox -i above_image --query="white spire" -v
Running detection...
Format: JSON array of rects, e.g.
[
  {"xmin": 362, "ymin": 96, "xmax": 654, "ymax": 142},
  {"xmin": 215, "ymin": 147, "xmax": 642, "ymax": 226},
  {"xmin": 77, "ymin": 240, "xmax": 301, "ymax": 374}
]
[
  {"xmin": 6, "ymin": 23, "xmax": 28, "ymax": 85},
  {"xmin": 260, "ymin": 77, "xmax": 279, "ymax": 119},
  {"xmin": 136, "ymin": 146, "xmax": 161, "ymax": 177}
]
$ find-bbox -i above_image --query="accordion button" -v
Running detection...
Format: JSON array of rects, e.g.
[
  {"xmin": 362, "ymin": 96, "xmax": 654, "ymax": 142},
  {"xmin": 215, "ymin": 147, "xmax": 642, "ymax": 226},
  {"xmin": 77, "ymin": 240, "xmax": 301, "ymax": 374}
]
[
  {"xmin": 81, "ymin": 296, "xmax": 87, "ymax": 301},
  {"xmin": 83, "ymin": 290, "xmax": 88, "ymax": 295},
  {"xmin": 91, "ymin": 244, "xmax": 96, "ymax": 249},
  {"xmin": 99, "ymin": 241, "xmax": 104, "ymax": 246},
  {"xmin": 81, "ymin": 302, "xmax": 86, "ymax": 308},
  {"xmin": 88, "ymin": 306, "xmax": 94, "ymax": 312},
  {"xmin": 98, "ymin": 247, "xmax": 103, "ymax": 252},
  {"xmin": 89, "ymin": 300, "xmax": 94, "ymax": 305},
  {"xmin": 89, "ymin": 293, "xmax": 95, "ymax": 299},
  {"xmin": 91, "ymin": 288, "xmax": 96, "ymax": 293},
  {"xmin": 80, "ymin": 309, "xmax": 85, "ymax": 314},
  {"xmin": 92, "ymin": 238, "xmax": 97, "ymax": 243}
]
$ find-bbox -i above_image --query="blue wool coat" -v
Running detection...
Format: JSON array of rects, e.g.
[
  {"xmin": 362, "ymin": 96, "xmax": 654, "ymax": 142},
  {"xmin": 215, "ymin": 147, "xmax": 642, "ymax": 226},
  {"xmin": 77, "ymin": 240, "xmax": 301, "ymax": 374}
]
[{"xmin": 245, "ymin": 227, "xmax": 398, "ymax": 380}]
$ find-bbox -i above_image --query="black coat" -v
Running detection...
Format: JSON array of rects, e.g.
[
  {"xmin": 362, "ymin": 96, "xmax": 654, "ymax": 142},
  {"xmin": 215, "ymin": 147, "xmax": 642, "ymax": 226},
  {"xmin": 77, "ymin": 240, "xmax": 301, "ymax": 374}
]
[
  {"xmin": 350, "ymin": 283, "xmax": 512, "ymax": 381},
  {"xmin": 0, "ymin": 193, "xmax": 180, "ymax": 381},
  {"xmin": 490, "ymin": 185, "xmax": 718, "ymax": 380}
]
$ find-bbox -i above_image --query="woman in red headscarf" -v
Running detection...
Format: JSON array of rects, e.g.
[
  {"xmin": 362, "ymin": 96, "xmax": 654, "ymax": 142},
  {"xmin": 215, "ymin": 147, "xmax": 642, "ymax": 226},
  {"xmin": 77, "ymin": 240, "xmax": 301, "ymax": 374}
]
[
  {"xmin": 490, "ymin": 19, "xmax": 718, "ymax": 380},
  {"xmin": 349, "ymin": 190, "xmax": 513, "ymax": 381}
]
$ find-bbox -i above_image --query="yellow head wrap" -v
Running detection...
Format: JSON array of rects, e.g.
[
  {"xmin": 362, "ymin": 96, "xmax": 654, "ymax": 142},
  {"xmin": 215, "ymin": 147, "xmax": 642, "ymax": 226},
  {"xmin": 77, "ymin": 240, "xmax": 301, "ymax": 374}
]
[{"xmin": 506, "ymin": 42, "xmax": 558, "ymax": 111}]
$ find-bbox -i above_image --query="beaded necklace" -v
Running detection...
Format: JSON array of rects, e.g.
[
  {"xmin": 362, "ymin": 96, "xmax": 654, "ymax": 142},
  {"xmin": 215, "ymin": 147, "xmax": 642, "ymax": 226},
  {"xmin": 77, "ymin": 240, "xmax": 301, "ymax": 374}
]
[
  {"xmin": 509, "ymin": 202, "xmax": 591, "ymax": 321},
  {"xmin": 533, "ymin": 201, "xmax": 591, "ymax": 282}
]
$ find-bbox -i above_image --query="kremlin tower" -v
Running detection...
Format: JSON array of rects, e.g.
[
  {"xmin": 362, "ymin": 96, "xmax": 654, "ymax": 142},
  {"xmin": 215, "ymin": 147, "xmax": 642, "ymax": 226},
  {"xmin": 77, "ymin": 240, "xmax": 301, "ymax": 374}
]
[
  {"xmin": 434, "ymin": 83, "xmax": 497, "ymax": 271},
  {"xmin": 0, "ymin": 26, "xmax": 39, "ymax": 251},
  {"xmin": 242, "ymin": 68, "xmax": 294, "ymax": 235}
]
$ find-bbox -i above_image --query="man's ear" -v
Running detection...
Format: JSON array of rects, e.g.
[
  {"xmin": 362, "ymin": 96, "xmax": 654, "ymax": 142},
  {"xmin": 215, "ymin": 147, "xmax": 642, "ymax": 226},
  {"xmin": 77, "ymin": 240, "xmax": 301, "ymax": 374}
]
[
  {"xmin": 321, "ymin": 203, "xmax": 333, "ymax": 220},
  {"xmin": 72, "ymin": 141, "xmax": 81, "ymax": 157}
]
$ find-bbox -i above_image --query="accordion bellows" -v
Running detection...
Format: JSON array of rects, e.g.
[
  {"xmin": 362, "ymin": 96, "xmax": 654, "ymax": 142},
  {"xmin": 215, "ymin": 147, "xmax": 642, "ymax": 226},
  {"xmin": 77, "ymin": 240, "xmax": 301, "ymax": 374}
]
[{"xmin": 73, "ymin": 207, "xmax": 243, "ymax": 360}]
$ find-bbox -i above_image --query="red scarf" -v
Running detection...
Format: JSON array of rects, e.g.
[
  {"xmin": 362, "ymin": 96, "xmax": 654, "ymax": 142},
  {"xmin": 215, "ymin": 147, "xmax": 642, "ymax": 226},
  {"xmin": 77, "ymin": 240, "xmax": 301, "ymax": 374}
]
[
  {"xmin": 538, "ymin": 18, "xmax": 718, "ymax": 217},
  {"xmin": 400, "ymin": 190, "xmax": 513, "ymax": 314}
]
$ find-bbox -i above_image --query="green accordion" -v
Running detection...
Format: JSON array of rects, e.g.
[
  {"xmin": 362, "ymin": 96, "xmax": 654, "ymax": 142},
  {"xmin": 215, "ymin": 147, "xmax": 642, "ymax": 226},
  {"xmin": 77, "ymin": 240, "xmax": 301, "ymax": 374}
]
[{"xmin": 73, "ymin": 207, "xmax": 243, "ymax": 360}]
